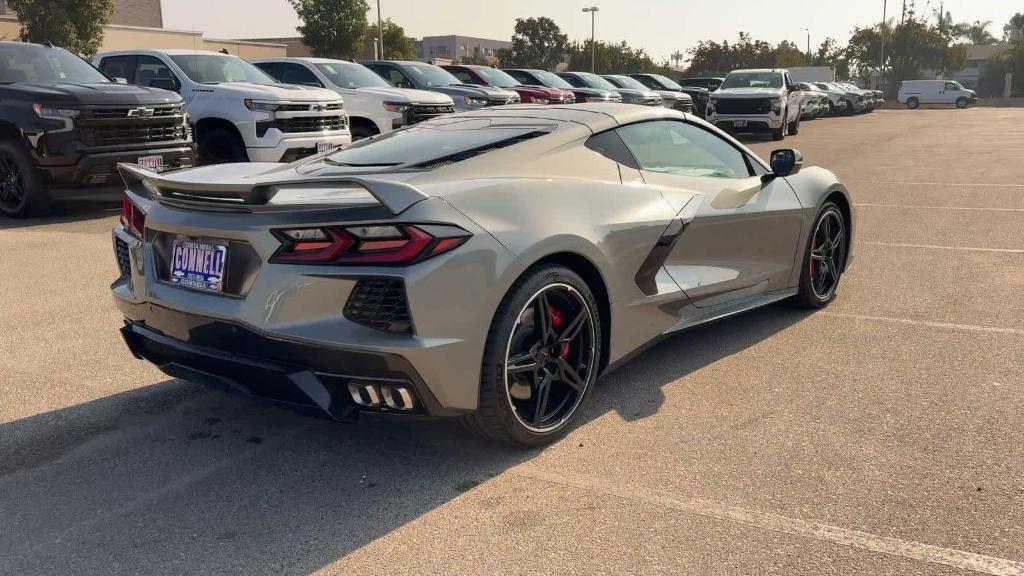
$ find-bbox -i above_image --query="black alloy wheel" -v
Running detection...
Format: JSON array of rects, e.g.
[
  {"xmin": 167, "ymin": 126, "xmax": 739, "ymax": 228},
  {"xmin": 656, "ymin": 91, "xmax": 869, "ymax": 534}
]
[
  {"xmin": 503, "ymin": 283, "xmax": 596, "ymax": 433},
  {"xmin": 0, "ymin": 150, "xmax": 27, "ymax": 213},
  {"xmin": 0, "ymin": 141, "xmax": 49, "ymax": 218},
  {"xmin": 794, "ymin": 203, "xmax": 847, "ymax": 308}
]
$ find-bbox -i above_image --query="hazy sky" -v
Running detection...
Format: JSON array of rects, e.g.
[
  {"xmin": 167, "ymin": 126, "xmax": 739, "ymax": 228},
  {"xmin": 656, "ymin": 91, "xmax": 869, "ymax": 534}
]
[{"xmin": 163, "ymin": 0, "xmax": 1020, "ymax": 62}]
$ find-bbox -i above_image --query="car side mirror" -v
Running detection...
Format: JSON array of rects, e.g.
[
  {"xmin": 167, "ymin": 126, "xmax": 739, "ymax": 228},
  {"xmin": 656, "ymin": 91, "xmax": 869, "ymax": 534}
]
[
  {"xmin": 112, "ymin": 77, "xmax": 128, "ymax": 85},
  {"xmin": 149, "ymin": 77, "xmax": 180, "ymax": 92},
  {"xmin": 769, "ymin": 149, "xmax": 803, "ymax": 177}
]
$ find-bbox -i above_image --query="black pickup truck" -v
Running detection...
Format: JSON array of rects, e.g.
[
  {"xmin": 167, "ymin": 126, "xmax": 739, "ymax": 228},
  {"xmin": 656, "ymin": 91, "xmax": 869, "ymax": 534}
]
[{"xmin": 0, "ymin": 42, "xmax": 195, "ymax": 217}]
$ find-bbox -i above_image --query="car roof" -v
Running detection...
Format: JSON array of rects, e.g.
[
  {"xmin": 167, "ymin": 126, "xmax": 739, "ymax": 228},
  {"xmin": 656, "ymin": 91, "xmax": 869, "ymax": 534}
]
[
  {"xmin": 252, "ymin": 57, "xmax": 357, "ymax": 65},
  {"xmin": 360, "ymin": 60, "xmax": 432, "ymax": 66},
  {"xmin": 97, "ymin": 48, "xmax": 236, "ymax": 57},
  {"xmin": 454, "ymin": 102, "xmax": 685, "ymax": 132},
  {"xmin": 729, "ymin": 69, "xmax": 783, "ymax": 74}
]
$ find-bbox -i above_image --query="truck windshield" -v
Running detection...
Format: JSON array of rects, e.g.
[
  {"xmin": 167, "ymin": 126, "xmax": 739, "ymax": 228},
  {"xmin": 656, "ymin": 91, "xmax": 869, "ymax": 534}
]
[
  {"xmin": 315, "ymin": 62, "xmax": 390, "ymax": 89},
  {"xmin": 0, "ymin": 44, "xmax": 109, "ymax": 84},
  {"xmin": 721, "ymin": 72, "xmax": 783, "ymax": 89},
  {"xmin": 531, "ymin": 70, "xmax": 574, "ymax": 89},
  {"xmin": 404, "ymin": 63, "xmax": 462, "ymax": 88},
  {"xmin": 575, "ymin": 73, "xmax": 617, "ymax": 90},
  {"xmin": 649, "ymin": 74, "xmax": 683, "ymax": 90},
  {"xmin": 607, "ymin": 75, "xmax": 648, "ymax": 90},
  {"xmin": 170, "ymin": 54, "xmax": 276, "ymax": 85},
  {"xmin": 473, "ymin": 68, "xmax": 519, "ymax": 88}
]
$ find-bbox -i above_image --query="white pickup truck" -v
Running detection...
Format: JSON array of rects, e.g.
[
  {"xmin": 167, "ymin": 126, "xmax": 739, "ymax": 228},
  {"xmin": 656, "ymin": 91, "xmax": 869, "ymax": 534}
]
[
  {"xmin": 705, "ymin": 68, "xmax": 802, "ymax": 141},
  {"xmin": 94, "ymin": 49, "xmax": 352, "ymax": 164},
  {"xmin": 251, "ymin": 57, "xmax": 455, "ymax": 140}
]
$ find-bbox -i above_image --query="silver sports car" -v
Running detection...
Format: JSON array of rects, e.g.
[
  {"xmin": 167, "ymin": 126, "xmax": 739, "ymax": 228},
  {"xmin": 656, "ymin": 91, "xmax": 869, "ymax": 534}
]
[{"xmin": 112, "ymin": 103, "xmax": 854, "ymax": 447}]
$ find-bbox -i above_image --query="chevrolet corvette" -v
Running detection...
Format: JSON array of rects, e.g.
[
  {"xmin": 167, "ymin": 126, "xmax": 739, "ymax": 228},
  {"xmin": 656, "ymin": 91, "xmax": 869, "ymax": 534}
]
[{"xmin": 112, "ymin": 103, "xmax": 853, "ymax": 447}]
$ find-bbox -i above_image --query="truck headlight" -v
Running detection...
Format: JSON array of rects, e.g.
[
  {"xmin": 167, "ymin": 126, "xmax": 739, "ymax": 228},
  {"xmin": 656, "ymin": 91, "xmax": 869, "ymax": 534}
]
[
  {"xmin": 33, "ymin": 103, "xmax": 79, "ymax": 120},
  {"xmin": 771, "ymin": 98, "xmax": 783, "ymax": 113},
  {"xmin": 463, "ymin": 96, "xmax": 488, "ymax": 106},
  {"xmin": 243, "ymin": 99, "xmax": 282, "ymax": 112},
  {"xmin": 383, "ymin": 101, "xmax": 411, "ymax": 112}
]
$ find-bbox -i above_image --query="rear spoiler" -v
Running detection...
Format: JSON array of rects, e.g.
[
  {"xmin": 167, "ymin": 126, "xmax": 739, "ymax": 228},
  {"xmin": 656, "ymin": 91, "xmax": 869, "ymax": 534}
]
[{"xmin": 117, "ymin": 163, "xmax": 429, "ymax": 215}]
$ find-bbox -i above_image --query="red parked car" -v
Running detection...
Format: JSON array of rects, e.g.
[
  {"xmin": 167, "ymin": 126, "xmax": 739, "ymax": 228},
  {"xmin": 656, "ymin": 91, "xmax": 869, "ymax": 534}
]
[{"xmin": 442, "ymin": 64, "xmax": 575, "ymax": 104}]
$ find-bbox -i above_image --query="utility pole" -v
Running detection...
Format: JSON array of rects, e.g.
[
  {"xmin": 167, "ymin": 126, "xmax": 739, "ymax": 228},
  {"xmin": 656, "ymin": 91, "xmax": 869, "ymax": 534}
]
[
  {"xmin": 377, "ymin": 0, "xmax": 384, "ymax": 59},
  {"xmin": 901, "ymin": 0, "xmax": 906, "ymax": 23},
  {"xmin": 582, "ymin": 6, "xmax": 599, "ymax": 73},
  {"xmin": 805, "ymin": 28, "xmax": 811, "ymax": 61}
]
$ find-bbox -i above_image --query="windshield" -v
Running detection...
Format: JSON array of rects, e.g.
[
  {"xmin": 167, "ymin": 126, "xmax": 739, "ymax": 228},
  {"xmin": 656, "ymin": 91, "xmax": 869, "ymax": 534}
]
[
  {"xmin": 575, "ymin": 72, "xmax": 617, "ymax": 90},
  {"xmin": 315, "ymin": 62, "xmax": 390, "ymax": 89},
  {"xmin": 404, "ymin": 63, "xmax": 461, "ymax": 87},
  {"xmin": 721, "ymin": 72, "xmax": 783, "ymax": 89},
  {"xmin": 531, "ymin": 70, "xmax": 574, "ymax": 89},
  {"xmin": 606, "ymin": 75, "xmax": 648, "ymax": 90},
  {"xmin": 649, "ymin": 74, "xmax": 683, "ymax": 90},
  {"xmin": 0, "ymin": 45, "xmax": 109, "ymax": 84},
  {"xmin": 170, "ymin": 54, "xmax": 275, "ymax": 84},
  {"xmin": 325, "ymin": 121, "xmax": 548, "ymax": 166},
  {"xmin": 474, "ymin": 67, "xmax": 519, "ymax": 88},
  {"xmin": 814, "ymin": 83, "xmax": 832, "ymax": 91}
]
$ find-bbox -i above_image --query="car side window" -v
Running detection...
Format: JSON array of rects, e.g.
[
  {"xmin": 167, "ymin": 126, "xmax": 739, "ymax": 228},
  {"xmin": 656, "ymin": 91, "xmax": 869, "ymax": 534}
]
[
  {"xmin": 560, "ymin": 74, "xmax": 585, "ymax": 88},
  {"xmin": 506, "ymin": 70, "xmax": 530, "ymax": 84},
  {"xmin": 98, "ymin": 55, "xmax": 135, "ymax": 83},
  {"xmin": 378, "ymin": 66, "xmax": 412, "ymax": 88},
  {"xmin": 450, "ymin": 69, "xmax": 474, "ymax": 84},
  {"xmin": 615, "ymin": 120, "xmax": 752, "ymax": 178},
  {"xmin": 254, "ymin": 62, "xmax": 282, "ymax": 81},
  {"xmin": 134, "ymin": 55, "xmax": 176, "ymax": 88},
  {"xmin": 282, "ymin": 63, "xmax": 321, "ymax": 87},
  {"xmin": 945, "ymin": 82, "xmax": 959, "ymax": 91}
]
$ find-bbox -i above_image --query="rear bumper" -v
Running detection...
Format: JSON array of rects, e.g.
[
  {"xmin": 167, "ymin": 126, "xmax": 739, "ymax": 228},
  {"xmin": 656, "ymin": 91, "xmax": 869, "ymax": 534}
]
[
  {"xmin": 38, "ymin": 144, "xmax": 195, "ymax": 189},
  {"xmin": 119, "ymin": 308, "xmax": 455, "ymax": 418}
]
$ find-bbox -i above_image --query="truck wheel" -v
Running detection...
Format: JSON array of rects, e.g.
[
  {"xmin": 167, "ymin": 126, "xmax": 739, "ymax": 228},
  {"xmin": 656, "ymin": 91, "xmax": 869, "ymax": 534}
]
[
  {"xmin": 955, "ymin": 97, "xmax": 968, "ymax": 109},
  {"xmin": 198, "ymin": 126, "xmax": 248, "ymax": 165},
  {"xmin": 906, "ymin": 97, "xmax": 919, "ymax": 110},
  {"xmin": 828, "ymin": 101, "xmax": 836, "ymax": 116},
  {"xmin": 350, "ymin": 123, "xmax": 379, "ymax": 141},
  {"xmin": 0, "ymin": 140, "xmax": 50, "ymax": 218},
  {"xmin": 788, "ymin": 112, "xmax": 801, "ymax": 136},
  {"xmin": 772, "ymin": 109, "xmax": 786, "ymax": 141}
]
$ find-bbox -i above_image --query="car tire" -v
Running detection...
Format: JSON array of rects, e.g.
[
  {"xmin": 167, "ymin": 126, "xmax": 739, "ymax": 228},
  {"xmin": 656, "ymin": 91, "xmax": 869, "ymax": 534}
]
[
  {"xmin": 906, "ymin": 97, "xmax": 919, "ymax": 110},
  {"xmin": 828, "ymin": 101, "xmax": 836, "ymax": 116},
  {"xmin": 793, "ymin": 202, "xmax": 847, "ymax": 308},
  {"xmin": 788, "ymin": 112, "xmax": 800, "ymax": 136},
  {"xmin": 772, "ymin": 109, "xmax": 786, "ymax": 141},
  {"xmin": 350, "ymin": 123, "xmax": 379, "ymax": 141},
  {"xmin": 0, "ymin": 139, "xmax": 51, "ymax": 218},
  {"xmin": 462, "ymin": 264, "xmax": 603, "ymax": 447},
  {"xmin": 955, "ymin": 97, "xmax": 968, "ymax": 109},
  {"xmin": 198, "ymin": 126, "xmax": 248, "ymax": 165}
]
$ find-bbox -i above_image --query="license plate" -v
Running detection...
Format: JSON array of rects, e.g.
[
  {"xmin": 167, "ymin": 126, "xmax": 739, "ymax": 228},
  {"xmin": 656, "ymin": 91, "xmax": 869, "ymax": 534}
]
[
  {"xmin": 316, "ymin": 141, "xmax": 336, "ymax": 154},
  {"xmin": 170, "ymin": 240, "xmax": 228, "ymax": 293},
  {"xmin": 733, "ymin": 120, "xmax": 747, "ymax": 128},
  {"xmin": 138, "ymin": 155, "xmax": 164, "ymax": 171}
]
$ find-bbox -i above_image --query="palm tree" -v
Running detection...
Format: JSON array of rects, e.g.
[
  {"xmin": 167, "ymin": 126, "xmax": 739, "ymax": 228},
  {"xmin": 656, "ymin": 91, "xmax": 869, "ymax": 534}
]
[
  {"xmin": 963, "ymin": 20, "xmax": 997, "ymax": 45},
  {"xmin": 670, "ymin": 50, "xmax": 684, "ymax": 67}
]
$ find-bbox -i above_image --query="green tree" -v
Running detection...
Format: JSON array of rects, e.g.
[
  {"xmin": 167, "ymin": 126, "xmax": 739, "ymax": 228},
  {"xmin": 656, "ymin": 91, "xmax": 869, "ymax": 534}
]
[
  {"xmin": 7, "ymin": 0, "xmax": 113, "ymax": 58},
  {"xmin": 566, "ymin": 40, "xmax": 665, "ymax": 74},
  {"xmin": 1004, "ymin": 12, "xmax": 1024, "ymax": 43},
  {"xmin": 670, "ymin": 50, "xmax": 685, "ymax": 67},
  {"xmin": 496, "ymin": 17, "xmax": 568, "ymax": 70},
  {"xmin": 365, "ymin": 18, "xmax": 415, "ymax": 60},
  {"xmin": 811, "ymin": 37, "xmax": 850, "ymax": 79},
  {"xmin": 958, "ymin": 20, "xmax": 997, "ymax": 45},
  {"xmin": 289, "ymin": 0, "xmax": 369, "ymax": 59},
  {"xmin": 772, "ymin": 40, "xmax": 808, "ymax": 68}
]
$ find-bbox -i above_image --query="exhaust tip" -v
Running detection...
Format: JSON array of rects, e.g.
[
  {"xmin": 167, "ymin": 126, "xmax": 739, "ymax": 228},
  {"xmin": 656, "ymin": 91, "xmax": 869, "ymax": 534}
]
[{"xmin": 346, "ymin": 380, "xmax": 417, "ymax": 412}]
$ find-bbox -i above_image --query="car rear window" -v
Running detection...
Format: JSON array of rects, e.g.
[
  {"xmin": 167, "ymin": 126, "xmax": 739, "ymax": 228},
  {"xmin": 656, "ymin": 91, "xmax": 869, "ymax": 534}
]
[{"xmin": 324, "ymin": 119, "xmax": 553, "ymax": 168}]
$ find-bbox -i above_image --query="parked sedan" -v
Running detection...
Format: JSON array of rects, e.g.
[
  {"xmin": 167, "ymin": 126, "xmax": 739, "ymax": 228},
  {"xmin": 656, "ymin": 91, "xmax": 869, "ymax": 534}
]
[
  {"xmin": 627, "ymin": 73, "xmax": 704, "ymax": 116},
  {"xmin": 558, "ymin": 71, "xmax": 660, "ymax": 106},
  {"xmin": 362, "ymin": 60, "xmax": 520, "ymax": 112},
  {"xmin": 113, "ymin": 103, "xmax": 853, "ymax": 447},
  {"xmin": 504, "ymin": 68, "xmax": 622, "ymax": 103},
  {"xmin": 441, "ymin": 64, "xmax": 575, "ymax": 104}
]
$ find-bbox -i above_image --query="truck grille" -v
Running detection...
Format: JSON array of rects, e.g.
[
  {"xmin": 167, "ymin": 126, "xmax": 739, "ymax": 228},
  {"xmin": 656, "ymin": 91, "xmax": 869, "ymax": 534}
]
[
  {"xmin": 344, "ymin": 278, "xmax": 412, "ymax": 334},
  {"xmin": 263, "ymin": 115, "xmax": 347, "ymax": 134},
  {"xmin": 78, "ymin": 105, "xmax": 187, "ymax": 148},
  {"xmin": 275, "ymin": 102, "xmax": 344, "ymax": 112},
  {"xmin": 406, "ymin": 104, "xmax": 455, "ymax": 125},
  {"xmin": 714, "ymin": 98, "xmax": 773, "ymax": 115}
]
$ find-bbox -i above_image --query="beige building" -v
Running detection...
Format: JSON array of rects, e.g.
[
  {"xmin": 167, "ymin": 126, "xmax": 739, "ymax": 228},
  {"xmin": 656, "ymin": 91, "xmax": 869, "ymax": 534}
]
[{"xmin": 0, "ymin": 0, "xmax": 286, "ymax": 58}]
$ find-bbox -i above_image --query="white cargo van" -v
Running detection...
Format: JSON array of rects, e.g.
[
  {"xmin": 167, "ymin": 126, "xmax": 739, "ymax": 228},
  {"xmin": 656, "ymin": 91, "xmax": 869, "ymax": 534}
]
[{"xmin": 897, "ymin": 80, "xmax": 977, "ymax": 109}]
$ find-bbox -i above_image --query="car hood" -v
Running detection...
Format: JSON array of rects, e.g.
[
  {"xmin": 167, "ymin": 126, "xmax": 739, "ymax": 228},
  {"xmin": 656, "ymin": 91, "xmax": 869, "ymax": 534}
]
[
  {"xmin": 568, "ymin": 87, "xmax": 618, "ymax": 99},
  {"xmin": 615, "ymin": 88, "xmax": 661, "ymax": 98},
  {"xmin": 431, "ymin": 84, "xmax": 519, "ymax": 101},
  {"xmin": 712, "ymin": 87, "xmax": 785, "ymax": 98},
  {"xmin": 210, "ymin": 82, "xmax": 340, "ymax": 101},
  {"xmin": 4, "ymin": 81, "xmax": 184, "ymax": 107},
  {"xmin": 353, "ymin": 85, "xmax": 453, "ymax": 105},
  {"xmin": 654, "ymin": 90, "xmax": 692, "ymax": 102}
]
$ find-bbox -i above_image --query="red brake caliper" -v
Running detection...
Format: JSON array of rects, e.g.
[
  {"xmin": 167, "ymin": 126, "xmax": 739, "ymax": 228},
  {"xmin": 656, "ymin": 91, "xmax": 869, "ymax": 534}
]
[{"xmin": 547, "ymin": 306, "xmax": 570, "ymax": 359}]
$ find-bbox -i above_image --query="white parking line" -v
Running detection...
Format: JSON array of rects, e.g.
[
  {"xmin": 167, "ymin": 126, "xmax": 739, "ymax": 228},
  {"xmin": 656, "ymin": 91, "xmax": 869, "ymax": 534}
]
[
  {"xmin": 511, "ymin": 466, "xmax": 1024, "ymax": 576},
  {"xmin": 822, "ymin": 312, "xmax": 1024, "ymax": 336},
  {"xmin": 855, "ymin": 203, "xmax": 1024, "ymax": 213},
  {"xmin": 858, "ymin": 241, "xmax": 1024, "ymax": 254},
  {"xmin": 846, "ymin": 181, "xmax": 1024, "ymax": 188}
]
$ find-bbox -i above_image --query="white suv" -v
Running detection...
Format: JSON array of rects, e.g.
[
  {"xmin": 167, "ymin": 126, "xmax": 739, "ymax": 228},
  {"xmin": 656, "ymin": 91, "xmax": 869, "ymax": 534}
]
[
  {"xmin": 706, "ymin": 69, "xmax": 802, "ymax": 141},
  {"xmin": 94, "ymin": 49, "xmax": 351, "ymax": 164},
  {"xmin": 251, "ymin": 57, "xmax": 455, "ymax": 140}
]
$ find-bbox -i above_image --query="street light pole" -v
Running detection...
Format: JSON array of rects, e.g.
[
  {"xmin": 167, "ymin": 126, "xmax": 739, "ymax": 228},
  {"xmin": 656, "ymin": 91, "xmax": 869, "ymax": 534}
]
[
  {"xmin": 377, "ymin": 0, "xmax": 384, "ymax": 59},
  {"xmin": 805, "ymin": 28, "xmax": 810, "ymax": 60},
  {"xmin": 879, "ymin": 0, "xmax": 887, "ymax": 92},
  {"xmin": 582, "ymin": 7, "xmax": 599, "ymax": 73}
]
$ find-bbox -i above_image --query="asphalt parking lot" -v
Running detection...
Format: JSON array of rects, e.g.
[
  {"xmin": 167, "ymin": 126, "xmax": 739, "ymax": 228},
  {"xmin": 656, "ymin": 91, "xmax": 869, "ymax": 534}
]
[{"xmin": 1, "ymin": 107, "xmax": 1023, "ymax": 575}]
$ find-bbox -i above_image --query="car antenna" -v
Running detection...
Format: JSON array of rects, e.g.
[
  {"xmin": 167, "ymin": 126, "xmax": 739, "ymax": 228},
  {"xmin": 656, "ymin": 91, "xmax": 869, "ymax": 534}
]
[{"xmin": 219, "ymin": 48, "xmax": 229, "ymax": 54}]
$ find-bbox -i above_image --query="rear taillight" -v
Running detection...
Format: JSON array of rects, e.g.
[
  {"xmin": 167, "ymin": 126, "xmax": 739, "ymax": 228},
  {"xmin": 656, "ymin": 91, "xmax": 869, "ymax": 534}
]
[
  {"xmin": 271, "ymin": 224, "xmax": 469, "ymax": 265},
  {"xmin": 120, "ymin": 196, "xmax": 145, "ymax": 240}
]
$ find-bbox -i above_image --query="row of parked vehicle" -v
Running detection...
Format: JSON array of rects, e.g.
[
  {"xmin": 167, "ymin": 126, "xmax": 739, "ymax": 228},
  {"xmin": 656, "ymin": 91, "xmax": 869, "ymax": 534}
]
[{"xmin": 0, "ymin": 39, "xmax": 885, "ymax": 217}]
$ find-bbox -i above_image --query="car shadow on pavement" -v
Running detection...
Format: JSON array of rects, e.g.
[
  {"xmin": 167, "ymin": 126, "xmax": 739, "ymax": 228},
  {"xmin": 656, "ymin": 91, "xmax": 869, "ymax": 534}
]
[
  {"xmin": 0, "ymin": 198, "xmax": 120, "ymax": 230},
  {"xmin": 0, "ymin": 304, "xmax": 810, "ymax": 574}
]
